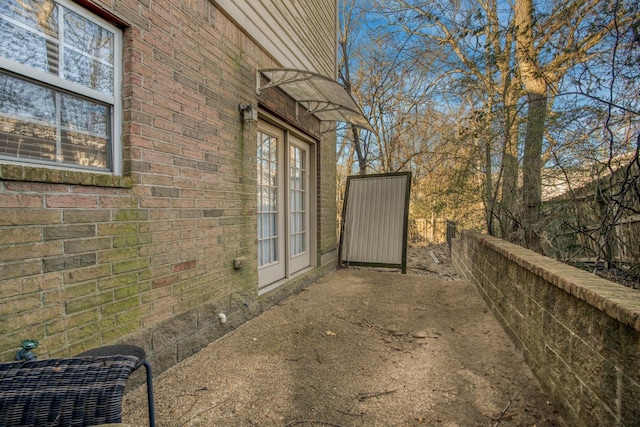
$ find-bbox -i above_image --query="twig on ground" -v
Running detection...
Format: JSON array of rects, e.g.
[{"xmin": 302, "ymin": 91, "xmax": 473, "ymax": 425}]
[
  {"xmin": 178, "ymin": 399, "xmax": 228, "ymax": 427},
  {"xmin": 177, "ymin": 387, "xmax": 209, "ymax": 397},
  {"xmin": 357, "ymin": 388, "xmax": 398, "ymax": 401},
  {"xmin": 492, "ymin": 386, "xmax": 525, "ymax": 426},
  {"xmin": 175, "ymin": 394, "xmax": 203, "ymax": 424},
  {"xmin": 177, "ymin": 401, "xmax": 199, "ymax": 423},
  {"xmin": 410, "ymin": 266, "xmax": 440, "ymax": 274},
  {"xmin": 336, "ymin": 408, "xmax": 366, "ymax": 417},
  {"xmin": 283, "ymin": 420, "xmax": 349, "ymax": 427}
]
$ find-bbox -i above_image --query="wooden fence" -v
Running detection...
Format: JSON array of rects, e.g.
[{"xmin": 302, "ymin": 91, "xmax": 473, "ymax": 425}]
[{"xmin": 540, "ymin": 158, "xmax": 640, "ymax": 277}]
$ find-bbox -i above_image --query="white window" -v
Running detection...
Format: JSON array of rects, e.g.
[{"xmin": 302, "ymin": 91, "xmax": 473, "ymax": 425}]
[{"xmin": 0, "ymin": 0, "xmax": 122, "ymax": 173}]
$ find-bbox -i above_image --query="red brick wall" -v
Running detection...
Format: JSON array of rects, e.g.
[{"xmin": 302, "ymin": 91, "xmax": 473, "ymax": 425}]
[{"xmin": 0, "ymin": 0, "xmax": 338, "ymax": 373}]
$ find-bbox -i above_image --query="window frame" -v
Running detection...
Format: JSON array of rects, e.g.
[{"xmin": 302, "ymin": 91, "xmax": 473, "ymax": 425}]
[{"xmin": 0, "ymin": 0, "xmax": 123, "ymax": 175}]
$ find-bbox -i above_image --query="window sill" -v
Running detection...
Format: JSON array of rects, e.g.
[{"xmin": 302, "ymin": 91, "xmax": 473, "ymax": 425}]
[{"xmin": 0, "ymin": 164, "xmax": 133, "ymax": 188}]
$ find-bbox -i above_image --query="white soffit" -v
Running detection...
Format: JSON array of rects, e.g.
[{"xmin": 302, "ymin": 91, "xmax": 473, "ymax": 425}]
[
  {"xmin": 213, "ymin": 0, "xmax": 318, "ymax": 73},
  {"xmin": 257, "ymin": 68, "xmax": 372, "ymax": 131}
]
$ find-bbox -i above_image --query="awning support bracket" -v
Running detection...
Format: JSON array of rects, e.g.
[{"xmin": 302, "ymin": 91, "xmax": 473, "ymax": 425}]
[
  {"xmin": 256, "ymin": 68, "xmax": 372, "ymax": 131},
  {"xmin": 256, "ymin": 69, "xmax": 320, "ymax": 95}
]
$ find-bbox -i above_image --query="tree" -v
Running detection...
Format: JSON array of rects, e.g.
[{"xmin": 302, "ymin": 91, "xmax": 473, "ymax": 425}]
[
  {"xmin": 383, "ymin": 0, "xmax": 635, "ymax": 249},
  {"xmin": 338, "ymin": 0, "xmax": 639, "ymax": 255},
  {"xmin": 338, "ymin": 0, "xmax": 369, "ymax": 175},
  {"xmin": 512, "ymin": 0, "xmax": 632, "ymax": 251}
]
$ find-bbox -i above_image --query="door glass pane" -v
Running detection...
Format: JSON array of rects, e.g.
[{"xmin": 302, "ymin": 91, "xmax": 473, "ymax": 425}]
[
  {"xmin": 289, "ymin": 145, "xmax": 306, "ymax": 256},
  {"xmin": 257, "ymin": 130, "xmax": 279, "ymax": 267}
]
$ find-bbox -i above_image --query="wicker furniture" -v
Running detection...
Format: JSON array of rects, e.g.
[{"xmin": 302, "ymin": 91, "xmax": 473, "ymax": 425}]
[
  {"xmin": 0, "ymin": 355, "xmax": 138, "ymax": 427},
  {"xmin": 76, "ymin": 345, "xmax": 155, "ymax": 427}
]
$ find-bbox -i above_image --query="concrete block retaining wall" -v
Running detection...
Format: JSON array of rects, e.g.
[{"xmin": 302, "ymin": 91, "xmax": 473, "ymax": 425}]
[{"xmin": 452, "ymin": 230, "xmax": 640, "ymax": 426}]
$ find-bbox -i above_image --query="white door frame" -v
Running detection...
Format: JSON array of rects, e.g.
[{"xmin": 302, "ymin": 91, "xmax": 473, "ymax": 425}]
[
  {"xmin": 257, "ymin": 122, "xmax": 286, "ymax": 286},
  {"xmin": 257, "ymin": 116, "xmax": 316, "ymax": 292},
  {"xmin": 288, "ymin": 135, "xmax": 311, "ymax": 274}
]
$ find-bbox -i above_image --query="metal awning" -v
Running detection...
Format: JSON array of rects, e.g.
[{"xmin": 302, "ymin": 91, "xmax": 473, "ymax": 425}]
[{"xmin": 257, "ymin": 68, "xmax": 372, "ymax": 131}]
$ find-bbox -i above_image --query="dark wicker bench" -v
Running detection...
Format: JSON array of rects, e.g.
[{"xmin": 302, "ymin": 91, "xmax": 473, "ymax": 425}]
[{"xmin": 0, "ymin": 355, "xmax": 138, "ymax": 427}]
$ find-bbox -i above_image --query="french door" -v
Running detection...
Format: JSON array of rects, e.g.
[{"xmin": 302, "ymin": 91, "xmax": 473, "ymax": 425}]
[{"xmin": 257, "ymin": 121, "xmax": 311, "ymax": 289}]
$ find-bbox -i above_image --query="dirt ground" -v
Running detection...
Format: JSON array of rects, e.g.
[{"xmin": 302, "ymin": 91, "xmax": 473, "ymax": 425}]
[{"xmin": 122, "ymin": 245, "xmax": 563, "ymax": 426}]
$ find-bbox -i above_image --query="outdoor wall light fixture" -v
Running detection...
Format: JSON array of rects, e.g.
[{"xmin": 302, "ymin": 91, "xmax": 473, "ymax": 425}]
[{"xmin": 239, "ymin": 103, "xmax": 257, "ymax": 123}]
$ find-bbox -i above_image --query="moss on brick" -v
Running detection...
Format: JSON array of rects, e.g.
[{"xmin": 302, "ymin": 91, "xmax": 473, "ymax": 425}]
[
  {"xmin": 116, "ymin": 305, "xmax": 150, "ymax": 325},
  {"xmin": 0, "ymin": 242, "xmax": 61, "ymax": 263},
  {"xmin": 1, "ymin": 306, "xmax": 62, "ymax": 336},
  {"xmin": 102, "ymin": 322, "xmax": 139, "ymax": 342},
  {"xmin": 64, "ymin": 210, "xmax": 111, "ymax": 224},
  {"xmin": 113, "ymin": 233, "xmax": 150, "ymax": 248},
  {"xmin": 98, "ymin": 222, "xmax": 139, "ymax": 236},
  {"xmin": 102, "ymin": 296, "xmax": 141, "ymax": 317},
  {"xmin": 98, "ymin": 247, "xmax": 139, "ymax": 264},
  {"xmin": 63, "ymin": 282, "xmax": 99, "ymax": 301},
  {"xmin": 64, "ymin": 237, "xmax": 112, "ymax": 254},
  {"xmin": 67, "ymin": 337, "xmax": 104, "ymax": 357},
  {"xmin": 64, "ymin": 265, "xmax": 112, "ymax": 284},
  {"xmin": 151, "ymin": 187, "xmax": 180, "ymax": 197},
  {"xmin": 0, "ymin": 164, "xmax": 132, "ymax": 188},
  {"xmin": 98, "ymin": 272, "xmax": 140, "ymax": 291},
  {"xmin": 141, "ymin": 286, "xmax": 173, "ymax": 304},
  {"xmin": 114, "ymin": 283, "xmax": 145, "ymax": 300},
  {"xmin": 99, "ymin": 317, "xmax": 116, "ymax": 332},
  {"xmin": 65, "ymin": 292, "xmax": 113, "ymax": 314},
  {"xmin": 0, "ymin": 294, "xmax": 42, "ymax": 319},
  {"xmin": 46, "ymin": 309, "xmax": 100, "ymax": 335},
  {"xmin": 0, "ymin": 259, "xmax": 42, "ymax": 280},
  {"xmin": 0, "ymin": 164, "xmax": 25, "ymax": 180},
  {"xmin": 171, "ymin": 277, "xmax": 199, "ymax": 294},
  {"xmin": 39, "ymin": 333, "xmax": 66, "ymax": 358},
  {"xmin": 114, "ymin": 209, "xmax": 149, "ymax": 221},
  {"xmin": 174, "ymin": 298, "xmax": 201, "ymax": 313},
  {"xmin": 67, "ymin": 322, "xmax": 102, "ymax": 343},
  {"xmin": 113, "ymin": 258, "xmax": 150, "ymax": 274},
  {"xmin": 0, "ymin": 0, "xmax": 340, "ymax": 376}
]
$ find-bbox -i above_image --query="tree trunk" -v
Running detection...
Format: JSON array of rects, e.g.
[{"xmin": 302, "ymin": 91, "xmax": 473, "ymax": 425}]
[
  {"xmin": 484, "ymin": 138, "xmax": 493, "ymax": 235},
  {"xmin": 339, "ymin": 15, "xmax": 367, "ymax": 176},
  {"xmin": 351, "ymin": 127, "xmax": 366, "ymax": 175},
  {"xmin": 500, "ymin": 94, "xmax": 519, "ymax": 241},
  {"xmin": 515, "ymin": 0, "xmax": 546, "ymax": 252},
  {"xmin": 521, "ymin": 92, "xmax": 546, "ymax": 251},
  {"xmin": 489, "ymin": 0, "xmax": 519, "ymax": 241}
]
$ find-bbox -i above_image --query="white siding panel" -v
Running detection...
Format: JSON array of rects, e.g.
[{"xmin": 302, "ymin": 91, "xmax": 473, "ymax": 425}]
[
  {"xmin": 213, "ymin": 0, "xmax": 336, "ymax": 77},
  {"xmin": 341, "ymin": 174, "xmax": 411, "ymax": 267}
]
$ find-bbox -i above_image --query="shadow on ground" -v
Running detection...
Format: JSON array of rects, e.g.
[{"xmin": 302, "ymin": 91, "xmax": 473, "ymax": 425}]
[{"xmin": 123, "ymin": 246, "xmax": 563, "ymax": 426}]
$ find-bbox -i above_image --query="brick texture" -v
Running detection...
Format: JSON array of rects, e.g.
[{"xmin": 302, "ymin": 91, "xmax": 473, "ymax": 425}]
[
  {"xmin": 452, "ymin": 230, "xmax": 640, "ymax": 426},
  {"xmin": 0, "ymin": 0, "xmax": 338, "ymax": 374}
]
